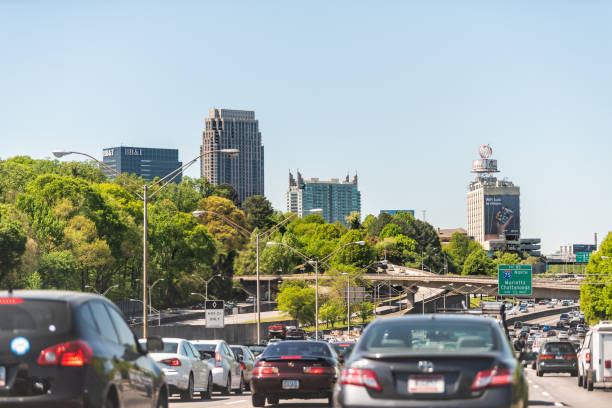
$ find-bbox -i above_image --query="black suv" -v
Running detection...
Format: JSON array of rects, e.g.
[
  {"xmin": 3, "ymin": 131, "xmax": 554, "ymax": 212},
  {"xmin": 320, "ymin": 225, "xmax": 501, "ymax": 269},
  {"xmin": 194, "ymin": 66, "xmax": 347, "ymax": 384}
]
[{"xmin": 0, "ymin": 290, "xmax": 168, "ymax": 407}]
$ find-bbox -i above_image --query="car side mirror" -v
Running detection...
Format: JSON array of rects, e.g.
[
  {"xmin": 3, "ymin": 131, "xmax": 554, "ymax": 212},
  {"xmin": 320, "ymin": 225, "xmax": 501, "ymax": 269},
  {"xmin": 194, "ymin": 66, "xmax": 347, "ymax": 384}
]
[{"xmin": 146, "ymin": 336, "xmax": 163, "ymax": 353}]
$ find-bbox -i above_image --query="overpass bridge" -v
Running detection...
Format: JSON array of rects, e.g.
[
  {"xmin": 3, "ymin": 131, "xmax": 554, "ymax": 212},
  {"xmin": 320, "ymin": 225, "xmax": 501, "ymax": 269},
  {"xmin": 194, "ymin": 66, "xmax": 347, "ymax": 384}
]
[{"xmin": 234, "ymin": 269, "xmax": 581, "ymax": 300}]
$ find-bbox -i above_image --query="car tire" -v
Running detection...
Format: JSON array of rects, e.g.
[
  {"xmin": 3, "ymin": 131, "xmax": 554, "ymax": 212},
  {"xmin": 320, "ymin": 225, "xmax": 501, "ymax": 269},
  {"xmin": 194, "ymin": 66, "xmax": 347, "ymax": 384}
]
[
  {"xmin": 252, "ymin": 393, "xmax": 266, "ymax": 407},
  {"xmin": 103, "ymin": 393, "xmax": 117, "ymax": 408},
  {"xmin": 268, "ymin": 396, "xmax": 279, "ymax": 406},
  {"xmin": 537, "ymin": 369, "xmax": 543, "ymax": 377},
  {"xmin": 181, "ymin": 374, "xmax": 194, "ymax": 401},
  {"xmin": 235, "ymin": 374, "xmax": 243, "ymax": 395},
  {"xmin": 571, "ymin": 370, "xmax": 578, "ymax": 377},
  {"xmin": 328, "ymin": 394, "xmax": 333, "ymax": 407},
  {"xmin": 578, "ymin": 374, "xmax": 583, "ymax": 387},
  {"xmin": 156, "ymin": 389, "xmax": 168, "ymax": 408},
  {"xmin": 583, "ymin": 373, "xmax": 587, "ymax": 389},
  {"xmin": 201, "ymin": 374, "xmax": 213, "ymax": 399},
  {"xmin": 222, "ymin": 373, "xmax": 231, "ymax": 395}
]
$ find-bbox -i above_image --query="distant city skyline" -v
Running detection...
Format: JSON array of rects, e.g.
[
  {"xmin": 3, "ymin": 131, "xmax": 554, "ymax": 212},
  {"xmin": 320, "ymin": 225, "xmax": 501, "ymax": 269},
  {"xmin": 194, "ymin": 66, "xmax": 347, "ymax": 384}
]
[{"xmin": 1, "ymin": 1, "xmax": 611, "ymax": 253}]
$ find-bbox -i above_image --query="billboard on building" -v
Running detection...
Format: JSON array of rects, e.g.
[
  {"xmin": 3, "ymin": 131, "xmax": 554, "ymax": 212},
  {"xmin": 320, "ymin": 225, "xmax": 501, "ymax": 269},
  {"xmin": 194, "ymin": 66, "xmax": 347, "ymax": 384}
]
[{"xmin": 484, "ymin": 195, "xmax": 520, "ymax": 240}]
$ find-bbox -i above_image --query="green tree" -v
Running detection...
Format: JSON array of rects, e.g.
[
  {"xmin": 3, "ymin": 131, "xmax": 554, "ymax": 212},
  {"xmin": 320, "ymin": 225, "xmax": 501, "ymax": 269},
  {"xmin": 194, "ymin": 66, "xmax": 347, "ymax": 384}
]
[
  {"xmin": 276, "ymin": 282, "xmax": 316, "ymax": 325},
  {"xmin": 446, "ymin": 232, "xmax": 481, "ymax": 271},
  {"xmin": 379, "ymin": 224, "xmax": 402, "ymax": 239},
  {"xmin": 319, "ymin": 300, "xmax": 345, "ymax": 328},
  {"xmin": 345, "ymin": 212, "xmax": 361, "ymax": 230},
  {"xmin": 0, "ymin": 212, "xmax": 27, "ymax": 283},
  {"xmin": 581, "ymin": 232, "xmax": 612, "ymax": 323},
  {"xmin": 493, "ymin": 251, "xmax": 521, "ymax": 266},
  {"xmin": 462, "ymin": 249, "xmax": 496, "ymax": 276},
  {"xmin": 355, "ymin": 301, "xmax": 374, "ymax": 323},
  {"xmin": 214, "ymin": 183, "xmax": 239, "ymax": 205},
  {"xmin": 195, "ymin": 196, "xmax": 248, "ymax": 251},
  {"xmin": 332, "ymin": 230, "xmax": 375, "ymax": 268},
  {"xmin": 243, "ymin": 195, "xmax": 274, "ymax": 231},
  {"xmin": 38, "ymin": 250, "xmax": 77, "ymax": 289}
]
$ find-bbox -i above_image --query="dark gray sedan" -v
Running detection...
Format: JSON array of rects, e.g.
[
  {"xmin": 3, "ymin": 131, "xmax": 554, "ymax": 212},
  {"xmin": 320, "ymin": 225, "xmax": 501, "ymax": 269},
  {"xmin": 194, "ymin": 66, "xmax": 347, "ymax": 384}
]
[
  {"xmin": 333, "ymin": 314, "xmax": 528, "ymax": 408},
  {"xmin": 535, "ymin": 341, "xmax": 578, "ymax": 376}
]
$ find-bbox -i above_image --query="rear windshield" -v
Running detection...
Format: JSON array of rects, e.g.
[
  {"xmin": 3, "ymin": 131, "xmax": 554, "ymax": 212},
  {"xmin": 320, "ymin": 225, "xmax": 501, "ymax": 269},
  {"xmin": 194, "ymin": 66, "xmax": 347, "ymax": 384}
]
[
  {"xmin": 543, "ymin": 342, "xmax": 575, "ymax": 354},
  {"xmin": 0, "ymin": 299, "xmax": 70, "ymax": 335},
  {"xmin": 263, "ymin": 341, "xmax": 331, "ymax": 358},
  {"xmin": 193, "ymin": 343, "xmax": 217, "ymax": 352},
  {"xmin": 161, "ymin": 341, "xmax": 179, "ymax": 353},
  {"xmin": 331, "ymin": 343, "xmax": 354, "ymax": 355},
  {"xmin": 231, "ymin": 347, "xmax": 243, "ymax": 357},
  {"xmin": 360, "ymin": 320, "xmax": 499, "ymax": 352},
  {"xmin": 560, "ymin": 314, "xmax": 569, "ymax": 318}
]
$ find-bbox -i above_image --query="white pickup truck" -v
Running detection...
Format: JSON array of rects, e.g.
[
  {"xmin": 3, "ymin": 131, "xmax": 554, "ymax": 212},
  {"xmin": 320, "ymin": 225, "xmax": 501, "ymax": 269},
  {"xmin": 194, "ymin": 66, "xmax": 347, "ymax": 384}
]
[{"xmin": 577, "ymin": 320, "xmax": 612, "ymax": 391}]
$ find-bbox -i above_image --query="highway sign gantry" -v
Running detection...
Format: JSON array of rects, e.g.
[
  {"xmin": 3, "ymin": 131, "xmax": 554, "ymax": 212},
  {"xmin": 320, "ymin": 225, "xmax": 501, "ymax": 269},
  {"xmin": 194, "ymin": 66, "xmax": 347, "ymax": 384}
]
[{"xmin": 498, "ymin": 264, "xmax": 532, "ymax": 296}]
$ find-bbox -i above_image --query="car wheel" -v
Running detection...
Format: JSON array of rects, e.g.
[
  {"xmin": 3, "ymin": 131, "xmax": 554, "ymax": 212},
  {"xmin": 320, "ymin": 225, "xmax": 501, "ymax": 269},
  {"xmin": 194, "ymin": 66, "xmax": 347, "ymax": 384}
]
[
  {"xmin": 537, "ymin": 369, "xmax": 543, "ymax": 377},
  {"xmin": 201, "ymin": 374, "xmax": 213, "ymax": 399},
  {"xmin": 235, "ymin": 374, "xmax": 243, "ymax": 395},
  {"xmin": 583, "ymin": 373, "xmax": 587, "ymax": 388},
  {"xmin": 328, "ymin": 394, "xmax": 333, "ymax": 407},
  {"xmin": 222, "ymin": 373, "xmax": 231, "ymax": 395},
  {"xmin": 252, "ymin": 393, "xmax": 266, "ymax": 407},
  {"xmin": 156, "ymin": 390, "xmax": 168, "ymax": 408},
  {"xmin": 268, "ymin": 396, "xmax": 279, "ymax": 406},
  {"xmin": 578, "ymin": 374, "xmax": 583, "ymax": 387},
  {"xmin": 181, "ymin": 374, "xmax": 194, "ymax": 401},
  {"xmin": 571, "ymin": 370, "xmax": 578, "ymax": 377}
]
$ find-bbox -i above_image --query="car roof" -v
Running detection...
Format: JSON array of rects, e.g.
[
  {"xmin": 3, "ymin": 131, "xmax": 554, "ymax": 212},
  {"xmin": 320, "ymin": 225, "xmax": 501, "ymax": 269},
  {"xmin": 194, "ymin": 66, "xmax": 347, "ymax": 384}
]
[
  {"xmin": 0, "ymin": 289, "xmax": 105, "ymax": 305},
  {"xmin": 369, "ymin": 314, "xmax": 500, "ymax": 326},
  {"xmin": 191, "ymin": 339, "xmax": 224, "ymax": 344}
]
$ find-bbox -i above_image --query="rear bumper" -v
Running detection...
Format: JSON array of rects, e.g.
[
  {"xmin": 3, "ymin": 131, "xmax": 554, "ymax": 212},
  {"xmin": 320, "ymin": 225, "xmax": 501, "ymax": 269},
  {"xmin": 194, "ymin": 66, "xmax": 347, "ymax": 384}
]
[
  {"xmin": 335, "ymin": 384, "xmax": 524, "ymax": 408},
  {"xmin": 211, "ymin": 367, "xmax": 226, "ymax": 387},
  {"xmin": 538, "ymin": 360, "xmax": 577, "ymax": 372},
  {"xmin": 251, "ymin": 374, "xmax": 335, "ymax": 399}
]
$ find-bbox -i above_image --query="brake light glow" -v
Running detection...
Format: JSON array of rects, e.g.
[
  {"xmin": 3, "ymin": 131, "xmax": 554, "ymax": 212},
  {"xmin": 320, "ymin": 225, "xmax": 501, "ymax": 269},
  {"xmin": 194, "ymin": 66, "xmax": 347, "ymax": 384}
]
[
  {"xmin": 304, "ymin": 366, "xmax": 333, "ymax": 374},
  {"xmin": 37, "ymin": 340, "xmax": 93, "ymax": 367},
  {"xmin": 539, "ymin": 355, "xmax": 554, "ymax": 360},
  {"xmin": 0, "ymin": 297, "xmax": 24, "ymax": 305},
  {"xmin": 240, "ymin": 362, "xmax": 246, "ymax": 370},
  {"xmin": 586, "ymin": 352, "xmax": 591, "ymax": 364},
  {"xmin": 160, "ymin": 358, "xmax": 181, "ymax": 367},
  {"xmin": 253, "ymin": 366, "xmax": 279, "ymax": 375},
  {"xmin": 215, "ymin": 352, "xmax": 222, "ymax": 367},
  {"xmin": 281, "ymin": 356, "xmax": 302, "ymax": 359},
  {"xmin": 341, "ymin": 368, "xmax": 382, "ymax": 391},
  {"xmin": 471, "ymin": 368, "xmax": 514, "ymax": 391},
  {"xmin": 605, "ymin": 360, "xmax": 611, "ymax": 369}
]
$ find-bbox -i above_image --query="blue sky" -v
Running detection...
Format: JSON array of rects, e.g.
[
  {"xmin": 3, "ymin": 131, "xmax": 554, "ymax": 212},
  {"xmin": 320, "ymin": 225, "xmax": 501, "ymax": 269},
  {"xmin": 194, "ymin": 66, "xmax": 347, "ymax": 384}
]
[{"xmin": 1, "ymin": 1, "xmax": 611, "ymax": 253}]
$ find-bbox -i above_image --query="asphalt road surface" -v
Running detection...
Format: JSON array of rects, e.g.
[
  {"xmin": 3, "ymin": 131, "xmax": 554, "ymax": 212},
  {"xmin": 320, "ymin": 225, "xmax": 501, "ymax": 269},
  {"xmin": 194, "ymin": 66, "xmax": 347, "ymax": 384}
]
[{"xmin": 168, "ymin": 391, "xmax": 328, "ymax": 407}]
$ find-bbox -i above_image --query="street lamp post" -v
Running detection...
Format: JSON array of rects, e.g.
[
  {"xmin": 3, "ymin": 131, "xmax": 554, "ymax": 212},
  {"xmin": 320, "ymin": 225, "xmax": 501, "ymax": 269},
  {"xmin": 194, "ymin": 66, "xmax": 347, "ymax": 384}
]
[
  {"xmin": 342, "ymin": 272, "xmax": 351, "ymax": 335},
  {"xmin": 267, "ymin": 240, "xmax": 366, "ymax": 340},
  {"xmin": 53, "ymin": 148, "xmax": 239, "ymax": 337},
  {"xmin": 205, "ymin": 274, "xmax": 221, "ymax": 300}
]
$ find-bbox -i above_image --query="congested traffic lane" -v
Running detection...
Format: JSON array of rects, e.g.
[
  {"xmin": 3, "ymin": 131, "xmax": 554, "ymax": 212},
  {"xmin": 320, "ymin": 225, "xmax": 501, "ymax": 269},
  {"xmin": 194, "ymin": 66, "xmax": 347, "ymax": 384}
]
[{"xmin": 168, "ymin": 392, "xmax": 329, "ymax": 407}]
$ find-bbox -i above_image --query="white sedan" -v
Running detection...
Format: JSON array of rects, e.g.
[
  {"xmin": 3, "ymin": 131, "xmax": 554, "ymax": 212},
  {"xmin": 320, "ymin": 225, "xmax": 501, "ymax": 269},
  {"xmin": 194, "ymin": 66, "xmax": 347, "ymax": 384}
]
[{"xmin": 140, "ymin": 337, "xmax": 213, "ymax": 401}]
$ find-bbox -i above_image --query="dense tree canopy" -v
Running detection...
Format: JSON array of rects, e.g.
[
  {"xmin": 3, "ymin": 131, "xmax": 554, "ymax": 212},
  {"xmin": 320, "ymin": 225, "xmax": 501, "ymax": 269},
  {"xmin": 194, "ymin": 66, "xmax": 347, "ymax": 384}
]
[{"xmin": 581, "ymin": 232, "xmax": 612, "ymax": 322}]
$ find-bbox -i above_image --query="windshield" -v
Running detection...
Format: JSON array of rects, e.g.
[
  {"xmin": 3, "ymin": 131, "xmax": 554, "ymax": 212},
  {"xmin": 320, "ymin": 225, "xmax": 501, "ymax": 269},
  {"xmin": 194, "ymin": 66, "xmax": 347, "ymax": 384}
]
[
  {"xmin": 0, "ymin": 299, "xmax": 70, "ymax": 335},
  {"xmin": 542, "ymin": 342, "xmax": 575, "ymax": 354},
  {"xmin": 360, "ymin": 320, "xmax": 499, "ymax": 352},
  {"xmin": 262, "ymin": 341, "xmax": 331, "ymax": 358}
]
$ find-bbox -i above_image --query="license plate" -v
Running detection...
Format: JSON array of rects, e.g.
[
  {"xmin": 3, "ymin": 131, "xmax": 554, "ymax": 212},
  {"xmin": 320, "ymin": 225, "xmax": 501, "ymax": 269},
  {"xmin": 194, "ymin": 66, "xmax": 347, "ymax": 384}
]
[
  {"xmin": 0, "ymin": 366, "xmax": 5, "ymax": 387},
  {"xmin": 555, "ymin": 355, "xmax": 563, "ymax": 360},
  {"xmin": 408, "ymin": 375, "xmax": 444, "ymax": 393},
  {"xmin": 282, "ymin": 379, "xmax": 299, "ymax": 390}
]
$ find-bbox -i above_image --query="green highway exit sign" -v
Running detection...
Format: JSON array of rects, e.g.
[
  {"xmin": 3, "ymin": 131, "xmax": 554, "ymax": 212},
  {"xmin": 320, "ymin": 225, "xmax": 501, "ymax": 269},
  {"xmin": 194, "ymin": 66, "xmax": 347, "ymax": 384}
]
[
  {"xmin": 498, "ymin": 264, "xmax": 532, "ymax": 296},
  {"xmin": 575, "ymin": 252, "xmax": 591, "ymax": 263}
]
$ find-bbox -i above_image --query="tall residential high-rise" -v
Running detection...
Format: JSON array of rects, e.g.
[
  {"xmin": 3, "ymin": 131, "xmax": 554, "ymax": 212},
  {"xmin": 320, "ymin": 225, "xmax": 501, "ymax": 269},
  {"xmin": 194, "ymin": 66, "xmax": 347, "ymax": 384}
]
[
  {"xmin": 102, "ymin": 146, "xmax": 182, "ymax": 183},
  {"xmin": 287, "ymin": 171, "xmax": 361, "ymax": 226},
  {"xmin": 201, "ymin": 108, "xmax": 264, "ymax": 205}
]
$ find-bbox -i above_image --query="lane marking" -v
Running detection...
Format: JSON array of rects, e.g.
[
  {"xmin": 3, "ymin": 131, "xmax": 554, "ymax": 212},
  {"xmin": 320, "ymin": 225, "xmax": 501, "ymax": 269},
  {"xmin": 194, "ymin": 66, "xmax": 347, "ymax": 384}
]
[
  {"xmin": 225, "ymin": 400, "xmax": 247, "ymax": 405},
  {"xmin": 554, "ymin": 403, "xmax": 564, "ymax": 407},
  {"xmin": 542, "ymin": 391, "xmax": 550, "ymax": 397}
]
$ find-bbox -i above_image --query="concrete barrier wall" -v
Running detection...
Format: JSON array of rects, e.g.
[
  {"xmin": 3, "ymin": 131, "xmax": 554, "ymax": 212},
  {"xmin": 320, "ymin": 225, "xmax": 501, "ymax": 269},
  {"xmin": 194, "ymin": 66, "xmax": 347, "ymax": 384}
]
[
  {"xmin": 506, "ymin": 306, "xmax": 574, "ymax": 325},
  {"xmin": 134, "ymin": 319, "xmax": 298, "ymax": 344}
]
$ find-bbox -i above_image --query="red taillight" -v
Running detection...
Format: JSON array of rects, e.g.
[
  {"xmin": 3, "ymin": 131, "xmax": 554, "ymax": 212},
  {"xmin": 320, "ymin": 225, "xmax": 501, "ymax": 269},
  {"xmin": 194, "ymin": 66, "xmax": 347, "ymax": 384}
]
[
  {"xmin": 563, "ymin": 354, "xmax": 577, "ymax": 360},
  {"xmin": 0, "ymin": 297, "xmax": 24, "ymax": 305},
  {"xmin": 341, "ymin": 368, "xmax": 382, "ymax": 391},
  {"xmin": 304, "ymin": 366, "xmax": 333, "ymax": 374},
  {"xmin": 215, "ymin": 352, "xmax": 222, "ymax": 367},
  {"xmin": 471, "ymin": 368, "xmax": 513, "ymax": 391},
  {"xmin": 280, "ymin": 355, "xmax": 302, "ymax": 359},
  {"xmin": 37, "ymin": 340, "xmax": 93, "ymax": 367},
  {"xmin": 240, "ymin": 362, "xmax": 246, "ymax": 370},
  {"xmin": 539, "ymin": 355, "xmax": 554, "ymax": 360},
  {"xmin": 605, "ymin": 360, "xmax": 611, "ymax": 369},
  {"xmin": 160, "ymin": 358, "xmax": 181, "ymax": 367},
  {"xmin": 253, "ymin": 366, "xmax": 279, "ymax": 375},
  {"xmin": 586, "ymin": 353, "xmax": 591, "ymax": 364}
]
